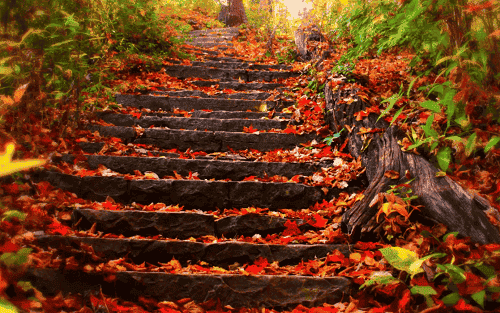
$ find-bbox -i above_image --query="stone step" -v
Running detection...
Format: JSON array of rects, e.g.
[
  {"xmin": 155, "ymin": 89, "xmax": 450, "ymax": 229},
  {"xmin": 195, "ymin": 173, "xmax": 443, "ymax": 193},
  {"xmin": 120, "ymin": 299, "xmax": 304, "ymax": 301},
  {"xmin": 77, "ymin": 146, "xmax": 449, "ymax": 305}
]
[
  {"xmin": 70, "ymin": 209, "xmax": 311, "ymax": 239},
  {"xmin": 186, "ymin": 110, "xmax": 291, "ymax": 119},
  {"xmin": 183, "ymin": 47, "xmax": 237, "ymax": 57},
  {"xmin": 205, "ymin": 56, "xmax": 245, "ymax": 62},
  {"xmin": 152, "ymin": 89, "xmax": 273, "ymax": 100},
  {"xmin": 163, "ymin": 65, "xmax": 299, "ymax": 81},
  {"xmin": 25, "ymin": 268, "xmax": 352, "ymax": 310},
  {"xmin": 187, "ymin": 41, "xmax": 235, "ymax": 48},
  {"xmin": 33, "ymin": 171, "xmax": 340, "ymax": 210},
  {"xmin": 115, "ymin": 94, "xmax": 289, "ymax": 112},
  {"xmin": 57, "ymin": 154, "xmax": 330, "ymax": 181},
  {"xmin": 34, "ymin": 233, "xmax": 350, "ymax": 267},
  {"xmin": 97, "ymin": 112, "xmax": 288, "ymax": 131},
  {"xmin": 87, "ymin": 125, "xmax": 320, "ymax": 152},
  {"xmin": 190, "ymin": 80, "xmax": 286, "ymax": 91},
  {"xmin": 75, "ymin": 140, "xmax": 280, "ymax": 158},
  {"xmin": 188, "ymin": 36, "xmax": 234, "ymax": 42},
  {"xmin": 191, "ymin": 61, "xmax": 292, "ymax": 71},
  {"xmin": 189, "ymin": 28, "xmax": 240, "ymax": 37},
  {"xmin": 141, "ymin": 110, "xmax": 291, "ymax": 120}
]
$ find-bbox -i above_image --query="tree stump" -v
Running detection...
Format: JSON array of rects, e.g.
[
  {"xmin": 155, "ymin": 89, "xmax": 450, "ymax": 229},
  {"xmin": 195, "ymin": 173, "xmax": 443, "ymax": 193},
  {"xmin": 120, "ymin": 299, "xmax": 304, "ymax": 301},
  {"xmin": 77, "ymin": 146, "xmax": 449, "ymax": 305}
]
[
  {"xmin": 294, "ymin": 25, "xmax": 331, "ymax": 69},
  {"xmin": 217, "ymin": 0, "xmax": 247, "ymax": 27},
  {"xmin": 323, "ymin": 79, "xmax": 500, "ymax": 244}
]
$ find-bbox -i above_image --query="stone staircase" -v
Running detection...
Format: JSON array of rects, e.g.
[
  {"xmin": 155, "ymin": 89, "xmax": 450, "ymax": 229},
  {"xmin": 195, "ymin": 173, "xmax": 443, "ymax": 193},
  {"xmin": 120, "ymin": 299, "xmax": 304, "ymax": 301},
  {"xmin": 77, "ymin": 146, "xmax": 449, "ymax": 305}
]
[{"xmin": 25, "ymin": 28, "xmax": 363, "ymax": 310}]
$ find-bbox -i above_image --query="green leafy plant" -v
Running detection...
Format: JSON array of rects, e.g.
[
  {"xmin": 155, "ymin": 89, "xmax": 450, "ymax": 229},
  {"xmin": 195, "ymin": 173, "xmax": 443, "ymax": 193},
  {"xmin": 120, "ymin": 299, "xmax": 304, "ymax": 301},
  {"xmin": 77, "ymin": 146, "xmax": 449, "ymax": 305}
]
[
  {"xmin": 363, "ymin": 230, "xmax": 500, "ymax": 310},
  {"xmin": 323, "ymin": 128, "xmax": 344, "ymax": 145}
]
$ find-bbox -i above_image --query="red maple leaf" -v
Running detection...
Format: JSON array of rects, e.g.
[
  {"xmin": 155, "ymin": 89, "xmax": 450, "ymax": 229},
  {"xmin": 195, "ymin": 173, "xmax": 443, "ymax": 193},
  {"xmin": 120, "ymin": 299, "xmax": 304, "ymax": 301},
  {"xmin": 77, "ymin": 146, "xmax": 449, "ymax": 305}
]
[
  {"xmin": 283, "ymin": 126, "xmax": 297, "ymax": 134},
  {"xmin": 0, "ymin": 241, "xmax": 20, "ymax": 253},
  {"xmin": 457, "ymin": 273, "xmax": 485, "ymax": 296},
  {"xmin": 245, "ymin": 264, "xmax": 263, "ymax": 275},
  {"xmin": 47, "ymin": 221, "xmax": 70, "ymax": 236},
  {"xmin": 283, "ymin": 220, "xmax": 301, "ymax": 236},
  {"xmin": 253, "ymin": 256, "xmax": 269, "ymax": 267},
  {"xmin": 308, "ymin": 214, "xmax": 328, "ymax": 228},
  {"xmin": 102, "ymin": 201, "xmax": 119, "ymax": 210},
  {"xmin": 2, "ymin": 183, "xmax": 19, "ymax": 195},
  {"xmin": 243, "ymin": 125, "xmax": 259, "ymax": 133}
]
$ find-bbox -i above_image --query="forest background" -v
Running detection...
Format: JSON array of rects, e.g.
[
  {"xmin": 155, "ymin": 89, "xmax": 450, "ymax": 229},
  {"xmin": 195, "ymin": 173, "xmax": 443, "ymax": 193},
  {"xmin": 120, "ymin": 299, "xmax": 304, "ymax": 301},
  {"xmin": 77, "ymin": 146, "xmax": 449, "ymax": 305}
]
[{"xmin": 1, "ymin": 0, "xmax": 500, "ymax": 311}]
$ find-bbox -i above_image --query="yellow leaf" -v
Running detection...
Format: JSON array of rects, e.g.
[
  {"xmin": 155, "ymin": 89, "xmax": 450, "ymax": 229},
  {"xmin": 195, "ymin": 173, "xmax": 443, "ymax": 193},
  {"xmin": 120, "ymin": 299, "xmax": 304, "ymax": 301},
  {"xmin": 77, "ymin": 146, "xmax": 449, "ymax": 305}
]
[{"xmin": 0, "ymin": 143, "xmax": 46, "ymax": 177}]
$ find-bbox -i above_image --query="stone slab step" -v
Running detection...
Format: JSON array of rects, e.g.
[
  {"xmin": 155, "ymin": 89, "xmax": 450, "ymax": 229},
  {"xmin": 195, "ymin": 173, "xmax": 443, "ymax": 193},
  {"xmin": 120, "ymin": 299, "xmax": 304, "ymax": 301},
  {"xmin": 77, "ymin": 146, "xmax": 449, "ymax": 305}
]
[
  {"xmin": 34, "ymin": 234, "xmax": 349, "ymax": 266},
  {"xmin": 58, "ymin": 155, "xmax": 329, "ymax": 181},
  {"xmin": 188, "ymin": 36, "xmax": 234, "ymax": 42},
  {"xmin": 115, "ymin": 94, "xmax": 286, "ymax": 112},
  {"xmin": 25, "ymin": 269, "xmax": 352, "ymax": 310},
  {"xmin": 152, "ymin": 89, "xmax": 272, "ymax": 100},
  {"xmin": 33, "ymin": 171, "xmax": 338, "ymax": 210},
  {"xmin": 189, "ymin": 28, "xmax": 240, "ymax": 37},
  {"xmin": 97, "ymin": 112, "xmax": 288, "ymax": 131},
  {"xmin": 87, "ymin": 125, "xmax": 320, "ymax": 152},
  {"xmin": 71, "ymin": 209, "xmax": 310, "ymax": 239},
  {"xmin": 192, "ymin": 61, "xmax": 292, "ymax": 71},
  {"xmin": 190, "ymin": 81, "xmax": 286, "ymax": 91},
  {"xmin": 143, "ymin": 110, "xmax": 291, "ymax": 120},
  {"xmin": 184, "ymin": 47, "xmax": 236, "ymax": 57},
  {"xmin": 75, "ymin": 141, "xmax": 278, "ymax": 158},
  {"xmin": 187, "ymin": 110, "xmax": 291, "ymax": 119},
  {"xmin": 188, "ymin": 42, "xmax": 235, "ymax": 48},
  {"xmin": 163, "ymin": 65, "xmax": 299, "ymax": 81}
]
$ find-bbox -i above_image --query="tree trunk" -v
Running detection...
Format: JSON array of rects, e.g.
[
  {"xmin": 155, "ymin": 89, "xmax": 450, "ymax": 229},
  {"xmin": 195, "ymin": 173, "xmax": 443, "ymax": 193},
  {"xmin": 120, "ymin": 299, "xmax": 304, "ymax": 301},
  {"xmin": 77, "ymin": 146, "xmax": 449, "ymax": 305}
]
[
  {"xmin": 218, "ymin": 0, "xmax": 247, "ymax": 27},
  {"xmin": 323, "ymin": 79, "xmax": 500, "ymax": 244}
]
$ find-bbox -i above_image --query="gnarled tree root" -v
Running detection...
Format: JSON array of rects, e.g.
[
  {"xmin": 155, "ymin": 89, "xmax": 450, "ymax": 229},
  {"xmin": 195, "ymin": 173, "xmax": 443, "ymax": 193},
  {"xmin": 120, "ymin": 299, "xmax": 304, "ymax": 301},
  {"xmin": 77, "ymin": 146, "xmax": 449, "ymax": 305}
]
[{"xmin": 324, "ymin": 82, "xmax": 500, "ymax": 244}]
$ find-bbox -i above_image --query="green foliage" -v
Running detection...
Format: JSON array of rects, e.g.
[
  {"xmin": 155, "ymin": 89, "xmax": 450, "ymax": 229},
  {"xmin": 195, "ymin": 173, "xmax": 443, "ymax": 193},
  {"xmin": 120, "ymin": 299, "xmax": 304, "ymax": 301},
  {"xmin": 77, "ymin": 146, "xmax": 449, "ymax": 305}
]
[
  {"xmin": 0, "ymin": 248, "xmax": 32, "ymax": 268},
  {"xmin": 0, "ymin": 300, "xmax": 18, "ymax": 313},
  {"xmin": 365, "ymin": 231, "xmax": 500, "ymax": 310},
  {"xmin": 323, "ymin": 128, "xmax": 344, "ymax": 145},
  {"xmin": 2, "ymin": 209, "xmax": 26, "ymax": 222}
]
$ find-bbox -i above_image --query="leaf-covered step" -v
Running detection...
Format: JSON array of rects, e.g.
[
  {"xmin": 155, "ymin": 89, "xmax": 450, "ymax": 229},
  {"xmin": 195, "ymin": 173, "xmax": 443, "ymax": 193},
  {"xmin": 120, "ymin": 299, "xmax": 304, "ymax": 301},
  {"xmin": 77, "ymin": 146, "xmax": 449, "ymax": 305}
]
[
  {"xmin": 163, "ymin": 65, "xmax": 299, "ymax": 81},
  {"xmin": 187, "ymin": 110, "xmax": 291, "ymax": 119},
  {"xmin": 152, "ymin": 89, "xmax": 273, "ymax": 100},
  {"xmin": 191, "ymin": 61, "xmax": 292, "ymax": 71},
  {"xmin": 25, "ymin": 269, "xmax": 352, "ymax": 310},
  {"xmin": 63, "ymin": 155, "xmax": 328, "ymax": 181},
  {"xmin": 186, "ymin": 40, "xmax": 235, "ymax": 48},
  {"xmin": 115, "ymin": 94, "xmax": 284, "ymax": 112},
  {"xmin": 187, "ymin": 36, "xmax": 234, "ymax": 43},
  {"xmin": 71, "ymin": 209, "xmax": 309, "ymax": 239},
  {"xmin": 72, "ymin": 210, "xmax": 215, "ymax": 239},
  {"xmin": 189, "ymin": 28, "xmax": 241, "ymax": 37},
  {"xmin": 87, "ymin": 125, "xmax": 320, "ymax": 152},
  {"xmin": 196, "ymin": 81, "xmax": 286, "ymax": 91},
  {"xmin": 145, "ymin": 110, "xmax": 291, "ymax": 120},
  {"xmin": 33, "ymin": 172, "xmax": 335, "ymax": 210},
  {"xmin": 97, "ymin": 112, "xmax": 288, "ymax": 131},
  {"xmin": 34, "ymin": 234, "xmax": 350, "ymax": 266}
]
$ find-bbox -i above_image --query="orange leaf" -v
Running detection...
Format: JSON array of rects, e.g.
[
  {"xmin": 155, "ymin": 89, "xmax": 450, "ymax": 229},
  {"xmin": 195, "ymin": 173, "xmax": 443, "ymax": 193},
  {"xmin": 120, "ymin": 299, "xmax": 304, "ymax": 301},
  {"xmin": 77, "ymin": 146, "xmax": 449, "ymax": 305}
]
[
  {"xmin": 384, "ymin": 170, "xmax": 400, "ymax": 179},
  {"xmin": 13, "ymin": 83, "xmax": 29, "ymax": 103}
]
